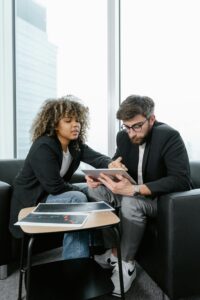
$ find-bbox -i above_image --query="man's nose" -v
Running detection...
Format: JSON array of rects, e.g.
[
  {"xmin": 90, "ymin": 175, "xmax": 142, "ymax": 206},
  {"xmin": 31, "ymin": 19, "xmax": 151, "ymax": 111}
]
[{"xmin": 128, "ymin": 129, "xmax": 137, "ymax": 138}]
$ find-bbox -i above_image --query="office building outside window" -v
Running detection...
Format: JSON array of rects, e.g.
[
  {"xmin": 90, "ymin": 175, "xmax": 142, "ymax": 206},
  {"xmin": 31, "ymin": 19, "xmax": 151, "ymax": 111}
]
[
  {"xmin": 16, "ymin": 0, "xmax": 57, "ymax": 157},
  {"xmin": 15, "ymin": 0, "xmax": 108, "ymax": 158}
]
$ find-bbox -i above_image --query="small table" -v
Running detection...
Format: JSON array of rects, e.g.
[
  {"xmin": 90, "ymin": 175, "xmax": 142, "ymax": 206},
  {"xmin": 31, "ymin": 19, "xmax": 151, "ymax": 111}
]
[{"xmin": 17, "ymin": 207, "xmax": 125, "ymax": 300}]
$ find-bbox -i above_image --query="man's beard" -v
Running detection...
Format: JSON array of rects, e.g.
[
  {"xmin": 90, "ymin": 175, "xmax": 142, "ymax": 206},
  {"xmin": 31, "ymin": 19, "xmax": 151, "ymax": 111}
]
[
  {"xmin": 130, "ymin": 136, "xmax": 147, "ymax": 145},
  {"xmin": 130, "ymin": 127, "xmax": 151, "ymax": 145}
]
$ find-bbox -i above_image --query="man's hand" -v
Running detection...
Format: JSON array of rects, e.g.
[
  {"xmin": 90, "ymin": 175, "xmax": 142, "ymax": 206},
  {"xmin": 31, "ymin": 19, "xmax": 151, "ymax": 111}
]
[
  {"xmin": 98, "ymin": 173, "xmax": 134, "ymax": 196},
  {"xmin": 98, "ymin": 173, "xmax": 152, "ymax": 196},
  {"xmin": 108, "ymin": 157, "xmax": 128, "ymax": 171},
  {"xmin": 85, "ymin": 175, "xmax": 101, "ymax": 189}
]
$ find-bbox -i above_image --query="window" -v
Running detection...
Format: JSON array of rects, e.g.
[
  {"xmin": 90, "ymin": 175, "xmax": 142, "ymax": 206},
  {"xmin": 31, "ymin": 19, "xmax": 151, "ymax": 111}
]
[
  {"xmin": 15, "ymin": 0, "xmax": 108, "ymax": 158},
  {"xmin": 0, "ymin": 0, "xmax": 14, "ymax": 158},
  {"xmin": 4, "ymin": 0, "xmax": 198, "ymax": 160},
  {"xmin": 121, "ymin": 0, "xmax": 200, "ymax": 160}
]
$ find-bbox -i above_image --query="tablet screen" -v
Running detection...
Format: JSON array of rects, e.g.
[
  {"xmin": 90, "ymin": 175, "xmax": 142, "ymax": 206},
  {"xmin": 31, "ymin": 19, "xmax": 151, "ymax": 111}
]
[{"xmin": 82, "ymin": 168, "xmax": 136, "ymax": 184}]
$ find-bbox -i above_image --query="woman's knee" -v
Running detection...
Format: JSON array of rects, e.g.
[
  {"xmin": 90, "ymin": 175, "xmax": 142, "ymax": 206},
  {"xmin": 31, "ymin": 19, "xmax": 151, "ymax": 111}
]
[
  {"xmin": 47, "ymin": 191, "xmax": 88, "ymax": 203},
  {"xmin": 68, "ymin": 191, "xmax": 88, "ymax": 203}
]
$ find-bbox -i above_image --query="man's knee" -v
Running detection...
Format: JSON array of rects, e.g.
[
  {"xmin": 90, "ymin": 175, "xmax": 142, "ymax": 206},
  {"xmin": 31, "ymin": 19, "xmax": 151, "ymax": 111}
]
[
  {"xmin": 121, "ymin": 197, "xmax": 145, "ymax": 221},
  {"xmin": 87, "ymin": 186, "xmax": 107, "ymax": 202}
]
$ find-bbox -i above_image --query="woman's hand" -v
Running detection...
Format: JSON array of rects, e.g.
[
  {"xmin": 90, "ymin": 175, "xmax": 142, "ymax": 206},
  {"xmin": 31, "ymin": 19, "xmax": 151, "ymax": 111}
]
[
  {"xmin": 108, "ymin": 157, "xmax": 128, "ymax": 171},
  {"xmin": 85, "ymin": 175, "xmax": 101, "ymax": 189}
]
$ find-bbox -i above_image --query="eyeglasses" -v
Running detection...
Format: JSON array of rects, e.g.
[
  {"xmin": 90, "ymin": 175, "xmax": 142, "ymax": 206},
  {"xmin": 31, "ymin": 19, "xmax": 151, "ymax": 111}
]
[{"xmin": 121, "ymin": 119, "xmax": 148, "ymax": 133}]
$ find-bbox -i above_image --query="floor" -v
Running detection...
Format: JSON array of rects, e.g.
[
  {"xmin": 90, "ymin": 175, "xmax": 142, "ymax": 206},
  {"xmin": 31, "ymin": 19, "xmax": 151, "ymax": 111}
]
[{"xmin": 0, "ymin": 248, "xmax": 200, "ymax": 300}]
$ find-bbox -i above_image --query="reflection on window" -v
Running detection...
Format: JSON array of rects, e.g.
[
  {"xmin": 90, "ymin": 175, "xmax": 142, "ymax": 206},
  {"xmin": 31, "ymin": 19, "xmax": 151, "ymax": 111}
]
[
  {"xmin": 16, "ymin": 0, "xmax": 108, "ymax": 158},
  {"xmin": 121, "ymin": 0, "xmax": 200, "ymax": 160}
]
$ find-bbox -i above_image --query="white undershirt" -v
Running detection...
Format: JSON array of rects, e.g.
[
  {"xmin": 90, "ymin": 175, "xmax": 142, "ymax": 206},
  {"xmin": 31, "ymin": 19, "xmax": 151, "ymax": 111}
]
[
  {"xmin": 60, "ymin": 150, "xmax": 73, "ymax": 177},
  {"xmin": 137, "ymin": 143, "xmax": 146, "ymax": 184}
]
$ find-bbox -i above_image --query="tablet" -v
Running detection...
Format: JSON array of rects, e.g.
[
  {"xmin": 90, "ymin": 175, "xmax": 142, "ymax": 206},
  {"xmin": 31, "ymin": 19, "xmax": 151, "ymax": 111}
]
[{"xmin": 82, "ymin": 168, "xmax": 136, "ymax": 184}]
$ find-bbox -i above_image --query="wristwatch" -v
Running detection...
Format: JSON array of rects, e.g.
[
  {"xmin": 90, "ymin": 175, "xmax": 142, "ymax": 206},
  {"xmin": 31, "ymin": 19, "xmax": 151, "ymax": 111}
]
[{"xmin": 133, "ymin": 185, "xmax": 140, "ymax": 196}]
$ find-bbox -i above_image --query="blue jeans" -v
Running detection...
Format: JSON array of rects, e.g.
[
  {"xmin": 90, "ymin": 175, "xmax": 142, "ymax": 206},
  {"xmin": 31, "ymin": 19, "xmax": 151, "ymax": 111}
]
[{"xmin": 46, "ymin": 191, "xmax": 89, "ymax": 260}]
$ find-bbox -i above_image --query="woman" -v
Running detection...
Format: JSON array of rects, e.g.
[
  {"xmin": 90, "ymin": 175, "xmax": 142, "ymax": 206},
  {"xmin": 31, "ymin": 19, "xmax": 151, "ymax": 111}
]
[{"xmin": 9, "ymin": 95, "xmax": 113, "ymax": 260}]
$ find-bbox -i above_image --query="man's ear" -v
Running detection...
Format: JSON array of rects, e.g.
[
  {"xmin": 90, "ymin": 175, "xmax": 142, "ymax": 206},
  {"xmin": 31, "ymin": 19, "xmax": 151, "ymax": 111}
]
[{"xmin": 149, "ymin": 114, "xmax": 156, "ymax": 126}]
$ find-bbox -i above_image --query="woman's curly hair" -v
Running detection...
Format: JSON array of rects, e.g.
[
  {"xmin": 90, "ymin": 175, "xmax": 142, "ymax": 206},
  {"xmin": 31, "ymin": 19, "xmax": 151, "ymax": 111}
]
[{"xmin": 30, "ymin": 95, "xmax": 89, "ymax": 144}]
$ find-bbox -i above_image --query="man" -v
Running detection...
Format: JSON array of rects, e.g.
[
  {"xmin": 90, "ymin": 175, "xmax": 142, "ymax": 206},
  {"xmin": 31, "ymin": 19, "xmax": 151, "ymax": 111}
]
[{"xmin": 86, "ymin": 95, "xmax": 192, "ymax": 297}]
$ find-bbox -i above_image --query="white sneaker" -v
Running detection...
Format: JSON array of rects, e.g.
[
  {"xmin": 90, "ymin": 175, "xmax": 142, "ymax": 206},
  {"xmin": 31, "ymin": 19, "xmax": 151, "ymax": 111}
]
[
  {"xmin": 111, "ymin": 260, "xmax": 136, "ymax": 297},
  {"xmin": 94, "ymin": 249, "xmax": 117, "ymax": 269}
]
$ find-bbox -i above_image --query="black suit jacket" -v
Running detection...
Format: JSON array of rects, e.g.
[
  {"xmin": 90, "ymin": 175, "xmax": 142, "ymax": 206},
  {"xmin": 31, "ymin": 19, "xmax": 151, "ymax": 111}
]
[
  {"xmin": 9, "ymin": 135, "xmax": 112, "ymax": 238},
  {"xmin": 113, "ymin": 121, "xmax": 192, "ymax": 195}
]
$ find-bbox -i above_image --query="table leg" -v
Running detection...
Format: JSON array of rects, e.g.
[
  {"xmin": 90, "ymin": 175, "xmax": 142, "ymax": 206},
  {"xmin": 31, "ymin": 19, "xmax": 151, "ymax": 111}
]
[
  {"xmin": 26, "ymin": 237, "xmax": 34, "ymax": 300},
  {"xmin": 18, "ymin": 236, "xmax": 26, "ymax": 300},
  {"xmin": 113, "ymin": 226, "xmax": 125, "ymax": 300}
]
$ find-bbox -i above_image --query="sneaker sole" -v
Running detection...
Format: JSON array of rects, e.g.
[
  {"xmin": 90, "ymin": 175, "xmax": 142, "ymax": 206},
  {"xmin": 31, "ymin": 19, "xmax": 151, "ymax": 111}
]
[{"xmin": 112, "ymin": 291, "xmax": 122, "ymax": 298}]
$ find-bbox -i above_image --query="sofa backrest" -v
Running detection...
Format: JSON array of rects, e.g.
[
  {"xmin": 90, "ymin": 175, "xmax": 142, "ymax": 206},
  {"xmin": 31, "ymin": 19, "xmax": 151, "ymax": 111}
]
[
  {"xmin": 0, "ymin": 159, "xmax": 199, "ymax": 189},
  {"xmin": 0, "ymin": 159, "xmax": 24, "ymax": 185},
  {"xmin": 190, "ymin": 161, "xmax": 200, "ymax": 189}
]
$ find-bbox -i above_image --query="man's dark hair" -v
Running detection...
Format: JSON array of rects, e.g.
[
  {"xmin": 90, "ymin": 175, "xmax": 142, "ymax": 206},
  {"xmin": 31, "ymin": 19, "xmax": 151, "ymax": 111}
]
[{"xmin": 117, "ymin": 95, "xmax": 155, "ymax": 121}]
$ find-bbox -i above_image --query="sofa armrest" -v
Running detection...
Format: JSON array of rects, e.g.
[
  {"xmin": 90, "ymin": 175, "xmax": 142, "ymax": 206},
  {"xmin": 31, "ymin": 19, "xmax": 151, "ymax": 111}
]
[
  {"xmin": 158, "ymin": 189, "xmax": 200, "ymax": 296},
  {"xmin": 69, "ymin": 170, "xmax": 86, "ymax": 184},
  {"xmin": 0, "ymin": 181, "xmax": 12, "ymax": 265}
]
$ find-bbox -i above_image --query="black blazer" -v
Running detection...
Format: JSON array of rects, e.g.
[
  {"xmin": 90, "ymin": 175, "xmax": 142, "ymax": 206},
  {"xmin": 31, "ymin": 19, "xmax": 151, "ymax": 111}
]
[
  {"xmin": 113, "ymin": 121, "xmax": 192, "ymax": 195},
  {"xmin": 9, "ymin": 135, "xmax": 112, "ymax": 238}
]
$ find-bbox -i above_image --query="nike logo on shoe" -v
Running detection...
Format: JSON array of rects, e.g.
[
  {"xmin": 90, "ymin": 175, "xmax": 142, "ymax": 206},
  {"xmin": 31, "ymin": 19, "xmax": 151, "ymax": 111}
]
[
  {"xmin": 128, "ymin": 266, "xmax": 136, "ymax": 276},
  {"xmin": 111, "ymin": 262, "xmax": 136, "ymax": 296}
]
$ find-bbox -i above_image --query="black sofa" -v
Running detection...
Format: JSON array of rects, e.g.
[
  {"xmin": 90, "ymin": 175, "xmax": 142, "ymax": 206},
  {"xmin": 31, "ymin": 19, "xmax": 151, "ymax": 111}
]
[
  {"xmin": 136, "ymin": 161, "xmax": 200, "ymax": 300},
  {"xmin": 1, "ymin": 159, "xmax": 200, "ymax": 299},
  {"xmin": 0, "ymin": 159, "xmax": 84, "ymax": 280}
]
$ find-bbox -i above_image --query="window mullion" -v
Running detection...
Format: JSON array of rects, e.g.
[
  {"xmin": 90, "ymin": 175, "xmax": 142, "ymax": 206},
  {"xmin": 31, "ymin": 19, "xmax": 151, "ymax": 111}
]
[{"xmin": 107, "ymin": 0, "xmax": 121, "ymax": 157}]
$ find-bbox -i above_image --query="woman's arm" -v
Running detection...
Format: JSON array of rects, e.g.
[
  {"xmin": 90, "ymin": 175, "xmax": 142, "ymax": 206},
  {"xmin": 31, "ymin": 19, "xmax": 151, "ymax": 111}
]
[{"xmin": 29, "ymin": 144, "xmax": 80, "ymax": 194}]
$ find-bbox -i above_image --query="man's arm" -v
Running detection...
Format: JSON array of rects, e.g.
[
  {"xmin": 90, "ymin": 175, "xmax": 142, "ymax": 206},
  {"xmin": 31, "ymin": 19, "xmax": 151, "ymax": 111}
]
[
  {"xmin": 81, "ymin": 144, "xmax": 112, "ymax": 168},
  {"xmin": 137, "ymin": 184, "xmax": 152, "ymax": 196},
  {"xmin": 146, "ymin": 130, "xmax": 191, "ymax": 194}
]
